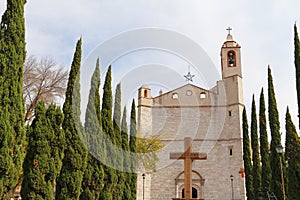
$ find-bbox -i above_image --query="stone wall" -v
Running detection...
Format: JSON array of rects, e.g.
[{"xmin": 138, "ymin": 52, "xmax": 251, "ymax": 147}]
[{"xmin": 137, "ymin": 94, "xmax": 245, "ymax": 200}]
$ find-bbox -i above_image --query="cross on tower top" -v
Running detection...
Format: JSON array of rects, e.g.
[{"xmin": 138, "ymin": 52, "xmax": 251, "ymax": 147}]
[{"xmin": 226, "ymin": 27, "xmax": 232, "ymax": 35}]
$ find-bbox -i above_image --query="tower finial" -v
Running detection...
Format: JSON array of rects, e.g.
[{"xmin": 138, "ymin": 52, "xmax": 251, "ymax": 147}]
[{"xmin": 226, "ymin": 27, "xmax": 234, "ymax": 41}]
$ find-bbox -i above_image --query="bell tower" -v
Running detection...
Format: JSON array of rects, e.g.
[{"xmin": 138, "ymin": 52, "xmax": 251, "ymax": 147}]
[
  {"xmin": 220, "ymin": 27, "xmax": 244, "ymax": 106},
  {"xmin": 137, "ymin": 84, "xmax": 153, "ymax": 136},
  {"xmin": 221, "ymin": 27, "xmax": 242, "ymax": 79}
]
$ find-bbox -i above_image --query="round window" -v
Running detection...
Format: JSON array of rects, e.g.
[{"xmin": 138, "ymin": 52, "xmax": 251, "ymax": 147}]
[{"xmin": 186, "ymin": 90, "xmax": 192, "ymax": 96}]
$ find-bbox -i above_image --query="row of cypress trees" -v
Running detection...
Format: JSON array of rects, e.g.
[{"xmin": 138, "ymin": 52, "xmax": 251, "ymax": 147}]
[
  {"xmin": 20, "ymin": 39, "xmax": 138, "ymax": 200},
  {"xmin": 0, "ymin": 1, "xmax": 138, "ymax": 199},
  {"xmin": 242, "ymin": 24, "xmax": 300, "ymax": 200}
]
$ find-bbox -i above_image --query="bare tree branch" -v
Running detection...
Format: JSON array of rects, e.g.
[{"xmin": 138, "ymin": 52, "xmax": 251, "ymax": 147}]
[{"xmin": 23, "ymin": 55, "xmax": 68, "ymax": 122}]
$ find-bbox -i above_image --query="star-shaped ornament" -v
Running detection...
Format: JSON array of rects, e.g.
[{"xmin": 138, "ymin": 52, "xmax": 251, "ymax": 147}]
[{"xmin": 184, "ymin": 72, "xmax": 195, "ymax": 82}]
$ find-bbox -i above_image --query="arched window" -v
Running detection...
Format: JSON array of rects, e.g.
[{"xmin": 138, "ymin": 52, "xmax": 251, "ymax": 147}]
[
  {"xmin": 176, "ymin": 171, "xmax": 204, "ymax": 199},
  {"xmin": 172, "ymin": 93, "xmax": 179, "ymax": 99},
  {"xmin": 200, "ymin": 92, "xmax": 206, "ymax": 99},
  {"xmin": 144, "ymin": 90, "xmax": 148, "ymax": 97},
  {"xmin": 227, "ymin": 51, "xmax": 236, "ymax": 67},
  {"xmin": 182, "ymin": 187, "xmax": 198, "ymax": 198}
]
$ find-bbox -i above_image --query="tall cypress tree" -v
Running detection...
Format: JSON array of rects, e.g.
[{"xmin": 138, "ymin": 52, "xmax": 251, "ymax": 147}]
[
  {"xmin": 55, "ymin": 38, "xmax": 88, "ymax": 200},
  {"xmin": 101, "ymin": 65, "xmax": 114, "ymax": 143},
  {"xmin": 0, "ymin": 0, "xmax": 26, "ymax": 197},
  {"xmin": 121, "ymin": 107, "xmax": 132, "ymax": 200},
  {"xmin": 250, "ymin": 95, "xmax": 262, "ymax": 200},
  {"xmin": 285, "ymin": 107, "xmax": 300, "ymax": 200},
  {"xmin": 113, "ymin": 83, "xmax": 125, "ymax": 200},
  {"xmin": 129, "ymin": 100, "xmax": 137, "ymax": 200},
  {"xmin": 113, "ymin": 83, "xmax": 122, "ymax": 147},
  {"xmin": 268, "ymin": 66, "xmax": 285, "ymax": 200},
  {"xmin": 251, "ymin": 95, "xmax": 262, "ymax": 200},
  {"xmin": 259, "ymin": 88, "xmax": 271, "ymax": 196},
  {"xmin": 80, "ymin": 59, "xmax": 104, "ymax": 200},
  {"xmin": 45, "ymin": 104, "xmax": 65, "ymax": 181},
  {"xmin": 21, "ymin": 102, "xmax": 55, "ymax": 200},
  {"xmin": 242, "ymin": 108, "xmax": 254, "ymax": 200},
  {"xmin": 99, "ymin": 66, "xmax": 117, "ymax": 200},
  {"xmin": 294, "ymin": 24, "xmax": 300, "ymax": 130}
]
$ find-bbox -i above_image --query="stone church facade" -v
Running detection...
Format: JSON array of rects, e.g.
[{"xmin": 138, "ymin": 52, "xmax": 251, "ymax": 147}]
[{"xmin": 136, "ymin": 32, "xmax": 246, "ymax": 200}]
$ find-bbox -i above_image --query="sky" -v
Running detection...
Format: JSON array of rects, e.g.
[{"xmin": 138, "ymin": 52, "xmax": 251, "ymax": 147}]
[{"xmin": 1, "ymin": 0, "xmax": 300, "ymax": 141}]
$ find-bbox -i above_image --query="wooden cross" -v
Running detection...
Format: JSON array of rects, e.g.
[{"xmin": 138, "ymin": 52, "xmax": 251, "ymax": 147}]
[{"xmin": 170, "ymin": 137, "xmax": 207, "ymax": 200}]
